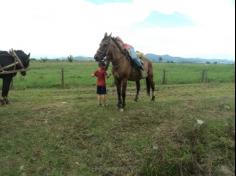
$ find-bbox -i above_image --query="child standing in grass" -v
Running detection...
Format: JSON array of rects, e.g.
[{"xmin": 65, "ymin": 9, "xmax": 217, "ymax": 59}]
[{"xmin": 91, "ymin": 62, "xmax": 110, "ymax": 106}]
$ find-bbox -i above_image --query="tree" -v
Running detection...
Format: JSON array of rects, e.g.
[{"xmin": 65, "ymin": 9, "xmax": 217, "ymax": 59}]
[
  {"xmin": 41, "ymin": 57, "xmax": 48, "ymax": 62},
  {"xmin": 159, "ymin": 56, "xmax": 163, "ymax": 63},
  {"xmin": 67, "ymin": 55, "xmax": 73, "ymax": 62}
]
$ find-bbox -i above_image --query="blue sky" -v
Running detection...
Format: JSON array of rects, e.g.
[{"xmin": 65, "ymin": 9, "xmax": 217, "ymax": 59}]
[
  {"xmin": 86, "ymin": 0, "xmax": 132, "ymax": 4},
  {"xmin": 141, "ymin": 11, "xmax": 193, "ymax": 27},
  {"xmin": 0, "ymin": 0, "xmax": 234, "ymax": 60},
  {"xmin": 87, "ymin": 0, "xmax": 194, "ymax": 27}
]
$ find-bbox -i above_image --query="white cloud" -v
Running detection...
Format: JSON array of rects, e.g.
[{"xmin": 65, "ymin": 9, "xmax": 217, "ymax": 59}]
[{"xmin": 0, "ymin": 0, "xmax": 234, "ymax": 60}]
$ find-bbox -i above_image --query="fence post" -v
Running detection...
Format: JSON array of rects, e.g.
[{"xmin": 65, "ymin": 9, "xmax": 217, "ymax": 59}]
[
  {"xmin": 201, "ymin": 69, "xmax": 208, "ymax": 83},
  {"xmin": 61, "ymin": 68, "xmax": 64, "ymax": 88},
  {"xmin": 205, "ymin": 70, "xmax": 208, "ymax": 83},
  {"xmin": 201, "ymin": 70, "xmax": 205, "ymax": 83},
  {"xmin": 162, "ymin": 69, "xmax": 166, "ymax": 84}
]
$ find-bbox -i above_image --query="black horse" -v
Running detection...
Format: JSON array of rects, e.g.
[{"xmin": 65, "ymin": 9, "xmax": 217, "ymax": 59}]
[{"xmin": 0, "ymin": 50, "xmax": 30, "ymax": 105}]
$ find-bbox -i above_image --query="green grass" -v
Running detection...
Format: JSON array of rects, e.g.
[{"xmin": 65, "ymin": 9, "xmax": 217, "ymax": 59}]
[
  {"xmin": 0, "ymin": 61, "xmax": 235, "ymax": 175},
  {"xmin": 1, "ymin": 61, "xmax": 234, "ymax": 89},
  {"xmin": 0, "ymin": 82, "xmax": 235, "ymax": 176},
  {"xmin": 154, "ymin": 63, "xmax": 234, "ymax": 84}
]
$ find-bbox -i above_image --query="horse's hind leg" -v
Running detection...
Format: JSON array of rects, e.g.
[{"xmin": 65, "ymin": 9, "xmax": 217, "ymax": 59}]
[
  {"xmin": 2, "ymin": 76, "xmax": 12, "ymax": 104},
  {"xmin": 150, "ymin": 78, "xmax": 155, "ymax": 101},
  {"xmin": 134, "ymin": 80, "xmax": 140, "ymax": 102},
  {"xmin": 121, "ymin": 79, "xmax": 127, "ymax": 109}
]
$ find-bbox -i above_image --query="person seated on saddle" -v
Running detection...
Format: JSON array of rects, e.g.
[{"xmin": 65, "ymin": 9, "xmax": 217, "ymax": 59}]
[{"xmin": 115, "ymin": 36, "xmax": 144, "ymax": 70}]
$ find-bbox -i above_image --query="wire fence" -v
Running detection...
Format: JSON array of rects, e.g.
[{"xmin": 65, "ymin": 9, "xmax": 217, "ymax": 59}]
[{"xmin": 7, "ymin": 66, "xmax": 235, "ymax": 90}]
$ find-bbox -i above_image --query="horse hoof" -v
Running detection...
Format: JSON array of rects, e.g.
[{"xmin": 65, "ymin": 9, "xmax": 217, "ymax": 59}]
[
  {"xmin": 119, "ymin": 108, "xmax": 124, "ymax": 112},
  {"xmin": 0, "ymin": 99, "xmax": 5, "ymax": 105},
  {"xmin": 4, "ymin": 99, "xmax": 9, "ymax": 104},
  {"xmin": 151, "ymin": 96, "xmax": 155, "ymax": 101}
]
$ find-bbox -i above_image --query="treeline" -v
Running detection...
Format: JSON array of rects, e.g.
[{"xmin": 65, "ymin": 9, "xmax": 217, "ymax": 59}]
[{"xmin": 31, "ymin": 55, "xmax": 93, "ymax": 62}]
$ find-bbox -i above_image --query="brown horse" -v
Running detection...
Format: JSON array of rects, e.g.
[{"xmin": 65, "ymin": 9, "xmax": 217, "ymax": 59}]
[{"xmin": 94, "ymin": 33, "xmax": 155, "ymax": 110}]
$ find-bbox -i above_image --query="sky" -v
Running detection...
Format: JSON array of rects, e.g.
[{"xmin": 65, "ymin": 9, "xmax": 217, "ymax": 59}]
[{"xmin": 0, "ymin": 0, "xmax": 235, "ymax": 60}]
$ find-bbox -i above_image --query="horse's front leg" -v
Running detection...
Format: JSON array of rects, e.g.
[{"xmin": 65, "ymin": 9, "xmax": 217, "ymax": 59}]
[
  {"xmin": 121, "ymin": 79, "xmax": 128, "ymax": 109},
  {"xmin": 115, "ymin": 78, "xmax": 122, "ymax": 109},
  {"xmin": 1, "ymin": 76, "xmax": 12, "ymax": 105},
  {"xmin": 134, "ymin": 80, "xmax": 140, "ymax": 102}
]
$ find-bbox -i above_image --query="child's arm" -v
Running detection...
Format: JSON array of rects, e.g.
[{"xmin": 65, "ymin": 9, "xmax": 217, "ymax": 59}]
[{"xmin": 91, "ymin": 70, "xmax": 98, "ymax": 77}]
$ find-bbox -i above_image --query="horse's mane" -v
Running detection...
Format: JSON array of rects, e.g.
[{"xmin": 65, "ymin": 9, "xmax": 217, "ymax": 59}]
[
  {"xmin": 111, "ymin": 37, "xmax": 125, "ymax": 53},
  {"xmin": 111, "ymin": 37, "xmax": 132, "ymax": 62}
]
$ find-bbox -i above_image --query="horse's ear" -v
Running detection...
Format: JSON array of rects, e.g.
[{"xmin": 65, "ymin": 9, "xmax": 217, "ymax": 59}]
[
  {"xmin": 109, "ymin": 32, "xmax": 112, "ymax": 37},
  {"xmin": 104, "ymin": 32, "xmax": 108, "ymax": 37},
  {"xmin": 28, "ymin": 53, "xmax": 31, "ymax": 58}
]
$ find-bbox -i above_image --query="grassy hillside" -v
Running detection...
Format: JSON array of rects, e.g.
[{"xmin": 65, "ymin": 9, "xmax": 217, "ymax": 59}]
[
  {"xmin": 1, "ymin": 61, "xmax": 234, "ymax": 89},
  {"xmin": 0, "ymin": 83, "xmax": 235, "ymax": 176}
]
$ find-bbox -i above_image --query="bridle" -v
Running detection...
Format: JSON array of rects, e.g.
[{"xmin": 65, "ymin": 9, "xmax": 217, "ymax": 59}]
[
  {"xmin": 95, "ymin": 36, "xmax": 132, "ymax": 71},
  {"xmin": 97, "ymin": 37, "xmax": 113, "ymax": 60}
]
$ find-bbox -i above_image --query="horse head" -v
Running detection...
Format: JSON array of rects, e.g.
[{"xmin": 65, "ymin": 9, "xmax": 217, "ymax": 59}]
[
  {"xmin": 14, "ymin": 50, "xmax": 30, "ymax": 76},
  {"xmin": 94, "ymin": 32, "xmax": 112, "ymax": 63}
]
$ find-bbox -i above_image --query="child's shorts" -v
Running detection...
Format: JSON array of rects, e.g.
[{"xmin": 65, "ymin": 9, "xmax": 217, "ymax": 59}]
[{"xmin": 97, "ymin": 86, "xmax": 107, "ymax": 95}]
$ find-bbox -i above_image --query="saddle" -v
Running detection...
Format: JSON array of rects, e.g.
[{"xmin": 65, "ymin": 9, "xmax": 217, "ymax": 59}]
[
  {"xmin": 113, "ymin": 37, "xmax": 144, "ymax": 71},
  {"xmin": 122, "ymin": 49, "xmax": 144, "ymax": 70}
]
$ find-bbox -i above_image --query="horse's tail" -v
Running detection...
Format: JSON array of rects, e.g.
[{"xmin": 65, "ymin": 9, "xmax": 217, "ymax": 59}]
[
  {"xmin": 146, "ymin": 77, "xmax": 151, "ymax": 96},
  {"xmin": 145, "ymin": 61, "xmax": 154, "ymax": 96}
]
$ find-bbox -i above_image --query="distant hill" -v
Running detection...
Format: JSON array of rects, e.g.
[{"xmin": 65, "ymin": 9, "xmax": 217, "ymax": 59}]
[
  {"xmin": 41, "ymin": 56, "xmax": 94, "ymax": 61},
  {"xmin": 35, "ymin": 54, "xmax": 234, "ymax": 64},
  {"xmin": 145, "ymin": 53, "xmax": 234, "ymax": 64},
  {"xmin": 58, "ymin": 56, "xmax": 93, "ymax": 61}
]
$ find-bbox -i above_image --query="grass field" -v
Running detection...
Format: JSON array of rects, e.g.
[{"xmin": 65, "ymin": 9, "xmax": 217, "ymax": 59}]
[
  {"xmin": 2, "ymin": 61, "xmax": 234, "ymax": 89},
  {"xmin": 0, "ymin": 61, "xmax": 235, "ymax": 176}
]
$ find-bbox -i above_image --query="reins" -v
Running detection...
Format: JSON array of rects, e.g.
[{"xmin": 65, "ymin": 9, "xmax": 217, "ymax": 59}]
[{"xmin": 0, "ymin": 68, "xmax": 29, "ymax": 75}]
